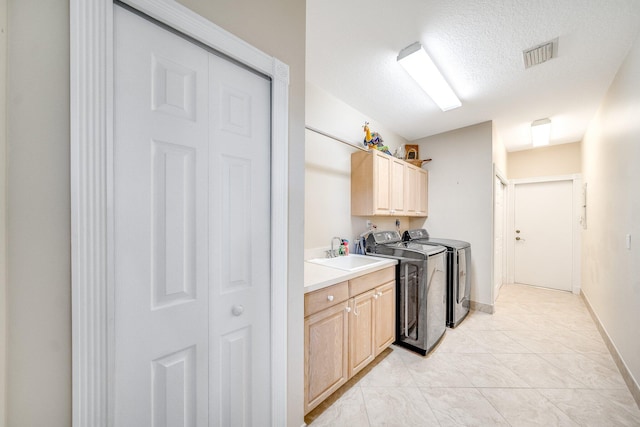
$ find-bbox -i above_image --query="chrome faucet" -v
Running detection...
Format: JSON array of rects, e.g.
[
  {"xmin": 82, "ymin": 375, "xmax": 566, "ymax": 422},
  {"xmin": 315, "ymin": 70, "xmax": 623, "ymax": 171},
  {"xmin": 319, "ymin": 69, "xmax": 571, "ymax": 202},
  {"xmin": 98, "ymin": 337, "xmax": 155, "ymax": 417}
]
[{"xmin": 328, "ymin": 236, "xmax": 343, "ymax": 258}]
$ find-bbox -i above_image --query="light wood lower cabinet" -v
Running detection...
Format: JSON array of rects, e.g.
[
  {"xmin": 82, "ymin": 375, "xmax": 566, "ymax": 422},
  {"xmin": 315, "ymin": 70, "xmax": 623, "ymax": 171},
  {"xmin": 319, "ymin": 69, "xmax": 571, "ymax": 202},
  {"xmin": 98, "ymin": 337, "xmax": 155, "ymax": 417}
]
[
  {"xmin": 348, "ymin": 289, "xmax": 376, "ymax": 378},
  {"xmin": 374, "ymin": 281, "xmax": 396, "ymax": 355},
  {"xmin": 304, "ymin": 267, "xmax": 396, "ymax": 414},
  {"xmin": 304, "ymin": 301, "xmax": 349, "ymax": 414}
]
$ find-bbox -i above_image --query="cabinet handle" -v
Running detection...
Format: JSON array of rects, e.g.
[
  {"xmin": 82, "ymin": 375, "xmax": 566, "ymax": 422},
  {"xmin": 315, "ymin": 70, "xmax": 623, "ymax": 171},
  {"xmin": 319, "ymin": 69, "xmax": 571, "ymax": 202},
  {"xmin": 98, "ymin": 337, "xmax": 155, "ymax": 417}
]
[
  {"xmin": 345, "ymin": 306, "xmax": 351, "ymax": 313},
  {"xmin": 377, "ymin": 291, "xmax": 383, "ymax": 297},
  {"xmin": 373, "ymin": 294, "xmax": 379, "ymax": 299},
  {"xmin": 327, "ymin": 295, "xmax": 334, "ymax": 302}
]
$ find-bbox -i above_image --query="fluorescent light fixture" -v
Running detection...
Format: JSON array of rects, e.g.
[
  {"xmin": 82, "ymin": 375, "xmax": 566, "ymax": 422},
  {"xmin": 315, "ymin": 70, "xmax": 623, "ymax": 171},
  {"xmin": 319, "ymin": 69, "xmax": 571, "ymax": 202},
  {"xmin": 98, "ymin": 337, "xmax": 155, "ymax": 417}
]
[
  {"xmin": 531, "ymin": 118, "xmax": 551, "ymax": 147},
  {"xmin": 397, "ymin": 42, "xmax": 461, "ymax": 111}
]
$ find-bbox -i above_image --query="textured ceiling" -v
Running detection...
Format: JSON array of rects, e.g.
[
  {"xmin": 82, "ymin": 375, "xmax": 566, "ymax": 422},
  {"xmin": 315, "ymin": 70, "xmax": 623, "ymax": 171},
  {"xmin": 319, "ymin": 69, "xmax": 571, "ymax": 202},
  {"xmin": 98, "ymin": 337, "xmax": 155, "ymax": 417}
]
[{"xmin": 306, "ymin": 0, "xmax": 640, "ymax": 151}]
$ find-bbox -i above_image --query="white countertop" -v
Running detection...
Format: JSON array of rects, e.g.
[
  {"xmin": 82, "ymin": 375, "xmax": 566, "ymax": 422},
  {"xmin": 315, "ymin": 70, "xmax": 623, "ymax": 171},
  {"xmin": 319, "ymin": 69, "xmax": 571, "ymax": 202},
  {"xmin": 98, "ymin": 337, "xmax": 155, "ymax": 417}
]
[{"xmin": 304, "ymin": 255, "xmax": 397, "ymax": 293}]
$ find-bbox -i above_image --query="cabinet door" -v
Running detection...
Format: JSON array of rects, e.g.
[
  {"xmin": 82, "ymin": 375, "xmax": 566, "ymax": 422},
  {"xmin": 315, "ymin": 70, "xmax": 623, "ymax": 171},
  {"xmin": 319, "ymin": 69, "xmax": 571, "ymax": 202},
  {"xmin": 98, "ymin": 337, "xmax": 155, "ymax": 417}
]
[
  {"xmin": 351, "ymin": 151, "xmax": 416, "ymax": 216},
  {"xmin": 417, "ymin": 169, "xmax": 428, "ymax": 216},
  {"xmin": 348, "ymin": 290, "xmax": 376, "ymax": 377},
  {"xmin": 373, "ymin": 152, "xmax": 391, "ymax": 215},
  {"xmin": 404, "ymin": 166, "xmax": 418, "ymax": 215},
  {"xmin": 305, "ymin": 301, "xmax": 349, "ymax": 414},
  {"xmin": 390, "ymin": 158, "xmax": 405, "ymax": 214},
  {"xmin": 374, "ymin": 281, "xmax": 396, "ymax": 355},
  {"xmin": 374, "ymin": 152, "xmax": 405, "ymax": 215}
]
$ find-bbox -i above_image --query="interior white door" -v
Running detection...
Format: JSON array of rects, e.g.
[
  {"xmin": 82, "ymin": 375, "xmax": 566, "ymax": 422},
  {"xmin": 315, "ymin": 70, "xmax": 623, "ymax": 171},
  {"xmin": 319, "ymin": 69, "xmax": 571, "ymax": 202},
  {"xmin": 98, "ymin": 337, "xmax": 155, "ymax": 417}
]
[
  {"xmin": 114, "ymin": 6, "xmax": 271, "ymax": 426},
  {"xmin": 494, "ymin": 176, "xmax": 506, "ymax": 298},
  {"xmin": 513, "ymin": 180, "xmax": 573, "ymax": 291}
]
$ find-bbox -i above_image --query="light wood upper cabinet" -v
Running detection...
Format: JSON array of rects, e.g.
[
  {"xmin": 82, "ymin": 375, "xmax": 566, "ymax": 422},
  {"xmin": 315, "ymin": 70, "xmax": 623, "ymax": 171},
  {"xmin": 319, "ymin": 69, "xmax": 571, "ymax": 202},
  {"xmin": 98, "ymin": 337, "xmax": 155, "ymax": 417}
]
[
  {"xmin": 404, "ymin": 165, "xmax": 429, "ymax": 217},
  {"xmin": 374, "ymin": 153, "xmax": 391, "ymax": 213},
  {"xmin": 404, "ymin": 165, "xmax": 418, "ymax": 215},
  {"xmin": 417, "ymin": 167, "xmax": 428, "ymax": 216},
  {"xmin": 390, "ymin": 157, "xmax": 405, "ymax": 213},
  {"xmin": 351, "ymin": 150, "xmax": 427, "ymax": 217}
]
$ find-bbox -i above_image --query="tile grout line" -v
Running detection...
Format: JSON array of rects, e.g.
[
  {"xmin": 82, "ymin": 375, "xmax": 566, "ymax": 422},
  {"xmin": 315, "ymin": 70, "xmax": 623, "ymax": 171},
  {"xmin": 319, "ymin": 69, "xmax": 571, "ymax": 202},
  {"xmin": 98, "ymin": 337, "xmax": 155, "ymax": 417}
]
[
  {"xmin": 401, "ymin": 352, "xmax": 445, "ymax": 427},
  {"xmin": 475, "ymin": 387, "xmax": 519, "ymax": 427},
  {"xmin": 356, "ymin": 386, "xmax": 372, "ymax": 427}
]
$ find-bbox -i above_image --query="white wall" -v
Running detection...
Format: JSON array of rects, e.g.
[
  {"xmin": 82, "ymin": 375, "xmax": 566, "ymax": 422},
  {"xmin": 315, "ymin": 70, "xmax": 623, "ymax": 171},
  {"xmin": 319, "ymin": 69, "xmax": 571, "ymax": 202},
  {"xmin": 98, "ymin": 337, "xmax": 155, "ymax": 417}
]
[
  {"xmin": 410, "ymin": 122, "xmax": 494, "ymax": 307},
  {"xmin": 305, "ymin": 82, "xmax": 410, "ymax": 255},
  {"xmin": 6, "ymin": 1, "xmax": 306, "ymax": 426},
  {"xmin": 581, "ymin": 30, "xmax": 640, "ymax": 398},
  {"xmin": 492, "ymin": 124, "xmax": 508, "ymax": 177},
  {"xmin": 7, "ymin": 1, "xmax": 71, "ymax": 424},
  {"xmin": 0, "ymin": 0, "xmax": 7, "ymax": 425},
  {"xmin": 491, "ymin": 123, "xmax": 508, "ymax": 299}
]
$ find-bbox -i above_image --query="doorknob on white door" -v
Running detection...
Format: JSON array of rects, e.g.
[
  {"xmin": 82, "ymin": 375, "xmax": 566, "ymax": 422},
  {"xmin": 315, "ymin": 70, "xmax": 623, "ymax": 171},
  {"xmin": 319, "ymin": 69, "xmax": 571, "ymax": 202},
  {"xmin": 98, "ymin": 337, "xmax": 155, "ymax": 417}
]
[{"xmin": 231, "ymin": 305, "xmax": 244, "ymax": 316}]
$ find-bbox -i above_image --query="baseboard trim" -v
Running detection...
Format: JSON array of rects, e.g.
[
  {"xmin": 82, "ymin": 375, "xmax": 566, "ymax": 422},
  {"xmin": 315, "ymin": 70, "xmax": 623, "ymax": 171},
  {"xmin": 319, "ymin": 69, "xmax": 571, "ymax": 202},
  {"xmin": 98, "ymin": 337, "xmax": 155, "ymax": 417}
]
[
  {"xmin": 470, "ymin": 300, "xmax": 494, "ymax": 314},
  {"xmin": 581, "ymin": 291, "xmax": 640, "ymax": 409}
]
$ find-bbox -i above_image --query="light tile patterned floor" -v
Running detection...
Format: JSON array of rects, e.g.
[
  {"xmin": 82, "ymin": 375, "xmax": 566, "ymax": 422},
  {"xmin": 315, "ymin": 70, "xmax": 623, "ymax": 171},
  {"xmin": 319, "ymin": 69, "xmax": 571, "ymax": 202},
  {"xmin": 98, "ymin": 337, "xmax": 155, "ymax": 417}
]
[{"xmin": 306, "ymin": 283, "xmax": 640, "ymax": 426}]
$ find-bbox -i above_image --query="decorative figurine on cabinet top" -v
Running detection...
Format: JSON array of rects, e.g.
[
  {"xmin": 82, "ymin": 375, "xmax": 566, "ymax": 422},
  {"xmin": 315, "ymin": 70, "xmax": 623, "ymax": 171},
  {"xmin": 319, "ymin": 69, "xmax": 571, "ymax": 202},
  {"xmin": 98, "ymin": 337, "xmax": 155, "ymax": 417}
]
[{"xmin": 363, "ymin": 122, "xmax": 391, "ymax": 155}]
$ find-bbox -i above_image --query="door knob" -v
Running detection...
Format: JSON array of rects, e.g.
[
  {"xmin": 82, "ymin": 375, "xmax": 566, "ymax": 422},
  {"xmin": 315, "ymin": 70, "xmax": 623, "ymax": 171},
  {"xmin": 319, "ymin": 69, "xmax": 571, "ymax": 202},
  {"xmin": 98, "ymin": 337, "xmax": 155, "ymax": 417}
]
[
  {"xmin": 231, "ymin": 305, "xmax": 244, "ymax": 316},
  {"xmin": 515, "ymin": 236, "xmax": 525, "ymax": 241}
]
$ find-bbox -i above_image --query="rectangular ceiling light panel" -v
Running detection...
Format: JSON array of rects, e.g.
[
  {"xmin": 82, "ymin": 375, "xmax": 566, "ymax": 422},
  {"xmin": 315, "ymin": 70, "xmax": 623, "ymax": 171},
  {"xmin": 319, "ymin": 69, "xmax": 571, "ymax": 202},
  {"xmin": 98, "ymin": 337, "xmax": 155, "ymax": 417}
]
[
  {"xmin": 398, "ymin": 42, "xmax": 461, "ymax": 111},
  {"xmin": 531, "ymin": 118, "xmax": 551, "ymax": 147}
]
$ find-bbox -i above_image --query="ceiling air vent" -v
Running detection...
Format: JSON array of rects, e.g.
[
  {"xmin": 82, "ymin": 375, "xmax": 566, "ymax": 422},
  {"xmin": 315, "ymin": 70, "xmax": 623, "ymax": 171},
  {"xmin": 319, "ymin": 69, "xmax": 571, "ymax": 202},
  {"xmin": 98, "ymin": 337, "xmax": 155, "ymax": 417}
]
[{"xmin": 523, "ymin": 38, "xmax": 558, "ymax": 69}]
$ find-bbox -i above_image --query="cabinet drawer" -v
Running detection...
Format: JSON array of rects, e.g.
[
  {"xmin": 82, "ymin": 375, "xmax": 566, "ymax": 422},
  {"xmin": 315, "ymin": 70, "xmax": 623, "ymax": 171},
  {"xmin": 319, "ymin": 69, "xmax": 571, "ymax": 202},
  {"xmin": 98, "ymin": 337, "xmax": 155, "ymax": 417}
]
[
  {"xmin": 305, "ymin": 281, "xmax": 349, "ymax": 317},
  {"xmin": 349, "ymin": 267, "xmax": 395, "ymax": 296}
]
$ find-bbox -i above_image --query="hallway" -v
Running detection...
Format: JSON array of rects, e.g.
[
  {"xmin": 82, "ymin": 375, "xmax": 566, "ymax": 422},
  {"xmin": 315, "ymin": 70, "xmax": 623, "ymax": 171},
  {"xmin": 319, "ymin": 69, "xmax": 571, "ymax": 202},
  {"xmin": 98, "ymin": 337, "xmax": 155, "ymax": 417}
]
[{"xmin": 306, "ymin": 283, "xmax": 640, "ymax": 426}]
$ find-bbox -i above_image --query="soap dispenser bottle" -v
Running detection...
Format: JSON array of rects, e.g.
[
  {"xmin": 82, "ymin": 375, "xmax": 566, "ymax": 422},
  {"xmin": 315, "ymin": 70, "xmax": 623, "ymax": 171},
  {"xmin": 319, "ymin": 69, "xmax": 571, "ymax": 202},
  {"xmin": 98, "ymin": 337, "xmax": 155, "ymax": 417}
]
[{"xmin": 341, "ymin": 239, "xmax": 349, "ymax": 256}]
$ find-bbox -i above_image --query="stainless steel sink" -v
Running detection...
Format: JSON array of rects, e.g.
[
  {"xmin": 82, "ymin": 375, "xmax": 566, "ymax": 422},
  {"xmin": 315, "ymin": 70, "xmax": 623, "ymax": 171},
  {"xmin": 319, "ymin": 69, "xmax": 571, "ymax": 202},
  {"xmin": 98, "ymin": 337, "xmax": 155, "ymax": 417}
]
[{"xmin": 306, "ymin": 254, "xmax": 388, "ymax": 272}]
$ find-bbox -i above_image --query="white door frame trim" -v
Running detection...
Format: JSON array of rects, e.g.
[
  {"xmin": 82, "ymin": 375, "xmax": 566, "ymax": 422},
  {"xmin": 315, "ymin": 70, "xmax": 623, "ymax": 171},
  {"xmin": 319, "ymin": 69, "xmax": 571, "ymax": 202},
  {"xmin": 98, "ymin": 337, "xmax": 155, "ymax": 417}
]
[
  {"xmin": 492, "ymin": 164, "xmax": 508, "ymax": 303},
  {"xmin": 70, "ymin": 1, "xmax": 289, "ymax": 425},
  {"xmin": 506, "ymin": 174, "xmax": 581, "ymax": 294}
]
